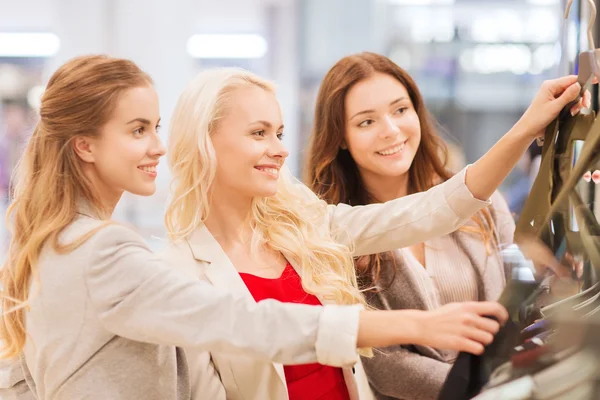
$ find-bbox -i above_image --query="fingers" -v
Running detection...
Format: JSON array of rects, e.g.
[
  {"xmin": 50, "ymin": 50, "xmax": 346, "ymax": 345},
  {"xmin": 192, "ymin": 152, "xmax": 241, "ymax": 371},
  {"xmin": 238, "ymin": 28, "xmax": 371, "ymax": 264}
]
[
  {"xmin": 463, "ymin": 325, "xmax": 495, "ymax": 347},
  {"xmin": 584, "ymin": 89, "xmax": 592, "ymax": 108},
  {"xmin": 517, "ymin": 237, "xmax": 566, "ymax": 277},
  {"xmin": 582, "ymin": 170, "xmax": 600, "ymax": 183},
  {"xmin": 464, "ymin": 301, "xmax": 509, "ymax": 325},
  {"xmin": 467, "ymin": 313, "xmax": 501, "ymax": 335},
  {"xmin": 545, "ymin": 75, "xmax": 578, "ymax": 95},
  {"xmin": 557, "ymin": 83, "xmax": 581, "ymax": 110},
  {"xmin": 570, "ymin": 89, "xmax": 591, "ymax": 116},
  {"xmin": 453, "ymin": 337, "xmax": 486, "ymax": 355}
]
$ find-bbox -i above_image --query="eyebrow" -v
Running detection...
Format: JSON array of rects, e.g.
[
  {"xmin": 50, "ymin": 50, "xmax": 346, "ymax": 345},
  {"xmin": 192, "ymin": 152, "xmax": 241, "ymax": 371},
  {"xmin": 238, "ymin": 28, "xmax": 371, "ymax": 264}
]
[
  {"xmin": 349, "ymin": 97, "xmax": 408, "ymax": 121},
  {"xmin": 127, "ymin": 117, "xmax": 161, "ymax": 125},
  {"xmin": 249, "ymin": 120, "xmax": 285, "ymax": 130}
]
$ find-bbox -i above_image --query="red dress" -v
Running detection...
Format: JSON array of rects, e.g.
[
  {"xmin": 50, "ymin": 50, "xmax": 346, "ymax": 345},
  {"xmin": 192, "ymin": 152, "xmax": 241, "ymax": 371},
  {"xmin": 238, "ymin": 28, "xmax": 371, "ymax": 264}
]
[{"xmin": 239, "ymin": 263, "xmax": 351, "ymax": 400}]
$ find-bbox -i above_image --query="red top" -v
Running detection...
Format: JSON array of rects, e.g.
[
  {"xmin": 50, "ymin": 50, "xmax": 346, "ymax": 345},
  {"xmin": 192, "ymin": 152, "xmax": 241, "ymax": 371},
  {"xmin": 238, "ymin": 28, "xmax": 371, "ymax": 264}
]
[{"xmin": 239, "ymin": 263, "xmax": 351, "ymax": 400}]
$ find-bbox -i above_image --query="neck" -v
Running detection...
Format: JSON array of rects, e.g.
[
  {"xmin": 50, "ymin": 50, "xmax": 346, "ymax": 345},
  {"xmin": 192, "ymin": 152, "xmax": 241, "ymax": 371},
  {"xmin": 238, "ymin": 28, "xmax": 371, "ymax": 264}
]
[
  {"xmin": 82, "ymin": 166, "xmax": 122, "ymax": 218},
  {"xmin": 361, "ymin": 171, "xmax": 410, "ymax": 203},
  {"xmin": 203, "ymin": 185, "xmax": 254, "ymax": 246}
]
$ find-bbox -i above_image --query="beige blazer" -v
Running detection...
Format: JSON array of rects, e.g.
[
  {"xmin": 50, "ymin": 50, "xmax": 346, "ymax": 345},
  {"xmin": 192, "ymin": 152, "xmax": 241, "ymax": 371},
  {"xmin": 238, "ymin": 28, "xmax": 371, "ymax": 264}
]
[
  {"xmin": 0, "ymin": 207, "xmax": 368, "ymax": 399},
  {"xmin": 162, "ymin": 167, "xmax": 491, "ymax": 400}
]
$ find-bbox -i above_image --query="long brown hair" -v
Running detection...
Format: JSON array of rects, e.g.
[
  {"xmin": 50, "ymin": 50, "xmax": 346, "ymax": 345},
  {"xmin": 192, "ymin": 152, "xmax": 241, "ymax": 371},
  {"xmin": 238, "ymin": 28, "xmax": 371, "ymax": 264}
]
[
  {"xmin": 304, "ymin": 52, "xmax": 495, "ymax": 289},
  {"xmin": 0, "ymin": 55, "xmax": 152, "ymax": 359}
]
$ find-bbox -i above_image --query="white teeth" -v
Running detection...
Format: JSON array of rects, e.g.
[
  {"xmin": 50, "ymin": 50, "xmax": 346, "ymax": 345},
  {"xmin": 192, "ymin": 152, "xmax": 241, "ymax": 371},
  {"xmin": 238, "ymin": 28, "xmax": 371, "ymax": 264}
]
[
  {"xmin": 257, "ymin": 167, "xmax": 279, "ymax": 176},
  {"xmin": 139, "ymin": 166, "xmax": 156, "ymax": 173},
  {"xmin": 377, "ymin": 143, "xmax": 405, "ymax": 156}
]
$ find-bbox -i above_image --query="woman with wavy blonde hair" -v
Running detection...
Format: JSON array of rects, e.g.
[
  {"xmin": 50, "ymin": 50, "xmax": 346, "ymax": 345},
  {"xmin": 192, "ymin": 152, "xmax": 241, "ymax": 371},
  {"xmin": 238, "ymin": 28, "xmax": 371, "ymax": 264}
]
[
  {"xmin": 0, "ymin": 55, "xmax": 509, "ymax": 400},
  {"xmin": 163, "ymin": 66, "xmax": 582, "ymax": 400}
]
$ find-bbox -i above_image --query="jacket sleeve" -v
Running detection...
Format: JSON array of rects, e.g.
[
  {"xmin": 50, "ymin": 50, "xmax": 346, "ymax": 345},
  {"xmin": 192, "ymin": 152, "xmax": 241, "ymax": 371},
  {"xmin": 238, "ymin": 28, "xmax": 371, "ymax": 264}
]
[
  {"xmin": 0, "ymin": 359, "xmax": 36, "ymax": 400},
  {"xmin": 326, "ymin": 166, "xmax": 492, "ymax": 257},
  {"xmin": 83, "ymin": 224, "xmax": 362, "ymax": 367}
]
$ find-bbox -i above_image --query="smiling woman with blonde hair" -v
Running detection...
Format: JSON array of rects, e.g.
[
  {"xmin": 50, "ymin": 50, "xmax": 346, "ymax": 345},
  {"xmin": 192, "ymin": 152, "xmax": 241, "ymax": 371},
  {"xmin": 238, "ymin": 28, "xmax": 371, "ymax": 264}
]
[{"xmin": 161, "ymin": 64, "xmax": 579, "ymax": 399}]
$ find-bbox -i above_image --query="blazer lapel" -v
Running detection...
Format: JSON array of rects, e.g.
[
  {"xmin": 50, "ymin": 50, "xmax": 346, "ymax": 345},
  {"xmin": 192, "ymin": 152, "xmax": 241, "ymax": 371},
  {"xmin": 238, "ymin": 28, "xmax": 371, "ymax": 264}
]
[
  {"xmin": 186, "ymin": 225, "xmax": 253, "ymax": 301},
  {"xmin": 186, "ymin": 225, "xmax": 288, "ymax": 388}
]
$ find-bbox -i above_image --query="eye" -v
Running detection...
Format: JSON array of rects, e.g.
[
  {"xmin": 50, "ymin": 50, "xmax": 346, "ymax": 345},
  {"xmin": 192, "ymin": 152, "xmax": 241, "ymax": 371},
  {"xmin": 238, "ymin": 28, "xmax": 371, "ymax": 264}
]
[
  {"xmin": 358, "ymin": 119, "xmax": 374, "ymax": 128},
  {"xmin": 133, "ymin": 127, "xmax": 145, "ymax": 137},
  {"xmin": 155, "ymin": 124, "xmax": 162, "ymax": 133},
  {"xmin": 277, "ymin": 132, "xmax": 285, "ymax": 140},
  {"xmin": 395, "ymin": 107, "xmax": 408, "ymax": 114},
  {"xmin": 252, "ymin": 130, "xmax": 265, "ymax": 137}
]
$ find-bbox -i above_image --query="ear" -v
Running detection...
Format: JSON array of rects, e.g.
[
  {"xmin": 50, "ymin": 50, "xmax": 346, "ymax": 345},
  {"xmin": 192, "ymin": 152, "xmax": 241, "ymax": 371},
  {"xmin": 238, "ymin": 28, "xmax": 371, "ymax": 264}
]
[
  {"xmin": 72, "ymin": 136, "xmax": 96, "ymax": 163},
  {"xmin": 340, "ymin": 141, "xmax": 348, "ymax": 150}
]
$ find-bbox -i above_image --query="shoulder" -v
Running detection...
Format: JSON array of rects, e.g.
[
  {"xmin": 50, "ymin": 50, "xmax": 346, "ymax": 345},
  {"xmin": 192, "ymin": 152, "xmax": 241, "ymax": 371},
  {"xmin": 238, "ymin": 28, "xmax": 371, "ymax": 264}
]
[
  {"xmin": 158, "ymin": 238, "xmax": 203, "ymax": 279},
  {"xmin": 159, "ymin": 239, "xmax": 194, "ymax": 267},
  {"xmin": 58, "ymin": 215, "xmax": 150, "ymax": 259},
  {"xmin": 86, "ymin": 219, "xmax": 148, "ymax": 249}
]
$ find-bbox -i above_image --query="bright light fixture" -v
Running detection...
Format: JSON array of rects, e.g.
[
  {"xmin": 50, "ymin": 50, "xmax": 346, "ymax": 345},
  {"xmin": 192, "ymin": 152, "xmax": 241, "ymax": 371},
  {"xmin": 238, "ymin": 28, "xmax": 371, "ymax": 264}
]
[
  {"xmin": 527, "ymin": 0, "xmax": 559, "ymax": 5},
  {"xmin": 0, "ymin": 32, "xmax": 60, "ymax": 57},
  {"xmin": 186, "ymin": 34, "xmax": 268, "ymax": 59},
  {"xmin": 389, "ymin": 0, "xmax": 455, "ymax": 5}
]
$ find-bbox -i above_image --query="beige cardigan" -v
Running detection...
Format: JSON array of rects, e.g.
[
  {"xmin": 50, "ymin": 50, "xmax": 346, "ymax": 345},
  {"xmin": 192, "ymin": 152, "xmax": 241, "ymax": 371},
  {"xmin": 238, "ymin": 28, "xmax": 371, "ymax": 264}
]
[
  {"xmin": 360, "ymin": 192, "xmax": 515, "ymax": 400},
  {"xmin": 162, "ymin": 167, "xmax": 492, "ymax": 400}
]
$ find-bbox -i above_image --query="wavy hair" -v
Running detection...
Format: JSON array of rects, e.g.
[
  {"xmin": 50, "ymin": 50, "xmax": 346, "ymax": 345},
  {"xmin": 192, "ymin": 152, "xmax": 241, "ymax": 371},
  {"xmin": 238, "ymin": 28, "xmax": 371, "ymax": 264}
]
[
  {"xmin": 304, "ymin": 52, "xmax": 497, "ymax": 289},
  {"xmin": 165, "ymin": 68, "xmax": 367, "ymax": 308},
  {"xmin": 0, "ymin": 55, "xmax": 152, "ymax": 359}
]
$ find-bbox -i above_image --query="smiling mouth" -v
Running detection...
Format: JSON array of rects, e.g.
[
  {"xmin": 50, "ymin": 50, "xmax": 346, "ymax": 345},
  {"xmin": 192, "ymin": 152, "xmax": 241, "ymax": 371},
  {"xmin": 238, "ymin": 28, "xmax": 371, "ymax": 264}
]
[
  {"xmin": 377, "ymin": 142, "xmax": 406, "ymax": 156},
  {"xmin": 254, "ymin": 166, "xmax": 279, "ymax": 177},
  {"xmin": 138, "ymin": 165, "xmax": 157, "ymax": 174}
]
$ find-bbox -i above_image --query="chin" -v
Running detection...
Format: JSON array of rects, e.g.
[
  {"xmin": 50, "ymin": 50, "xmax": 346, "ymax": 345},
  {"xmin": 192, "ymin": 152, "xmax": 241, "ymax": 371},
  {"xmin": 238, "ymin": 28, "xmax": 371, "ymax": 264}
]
[
  {"xmin": 253, "ymin": 185, "xmax": 279, "ymax": 198},
  {"xmin": 130, "ymin": 185, "xmax": 157, "ymax": 197}
]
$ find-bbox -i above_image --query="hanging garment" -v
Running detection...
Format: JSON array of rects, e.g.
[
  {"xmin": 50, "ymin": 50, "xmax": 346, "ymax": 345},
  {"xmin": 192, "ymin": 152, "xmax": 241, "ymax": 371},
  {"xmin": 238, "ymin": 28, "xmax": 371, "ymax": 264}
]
[{"xmin": 439, "ymin": 107, "xmax": 600, "ymax": 399}]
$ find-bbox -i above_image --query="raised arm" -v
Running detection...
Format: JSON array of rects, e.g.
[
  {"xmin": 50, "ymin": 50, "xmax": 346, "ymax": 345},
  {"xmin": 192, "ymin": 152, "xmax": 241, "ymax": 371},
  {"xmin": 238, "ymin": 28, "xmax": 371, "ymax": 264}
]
[
  {"xmin": 326, "ymin": 166, "xmax": 489, "ymax": 256},
  {"xmin": 326, "ymin": 76, "xmax": 586, "ymax": 257}
]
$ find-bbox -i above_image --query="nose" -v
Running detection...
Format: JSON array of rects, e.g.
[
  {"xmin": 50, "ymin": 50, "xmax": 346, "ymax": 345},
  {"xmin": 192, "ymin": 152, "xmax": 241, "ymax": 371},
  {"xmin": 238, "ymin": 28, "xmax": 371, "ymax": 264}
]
[
  {"xmin": 151, "ymin": 132, "xmax": 167, "ymax": 158},
  {"xmin": 380, "ymin": 114, "xmax": 401, "ymax": 139},
  {"xmin": 268, "ymin": 136, "xmax": 289, "ymax": 160}
]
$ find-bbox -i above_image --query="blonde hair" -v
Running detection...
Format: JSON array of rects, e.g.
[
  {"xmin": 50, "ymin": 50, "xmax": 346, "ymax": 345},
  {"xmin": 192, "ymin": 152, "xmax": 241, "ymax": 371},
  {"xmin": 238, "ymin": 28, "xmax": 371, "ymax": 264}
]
[
  {"xmin": 0, "ymin": 55, "xmax": 152, "ymax": 359},
  {"xmin": 165, "ymin": 68, "xmax": 367, "ymax": 308}
]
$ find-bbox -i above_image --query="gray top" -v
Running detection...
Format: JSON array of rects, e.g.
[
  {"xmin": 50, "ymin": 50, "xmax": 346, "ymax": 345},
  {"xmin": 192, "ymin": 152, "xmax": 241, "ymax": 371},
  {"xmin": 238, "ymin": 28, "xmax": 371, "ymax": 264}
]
[{"xmin": 361, "ymin": 192, "xmax": 515, "ymax": 400}]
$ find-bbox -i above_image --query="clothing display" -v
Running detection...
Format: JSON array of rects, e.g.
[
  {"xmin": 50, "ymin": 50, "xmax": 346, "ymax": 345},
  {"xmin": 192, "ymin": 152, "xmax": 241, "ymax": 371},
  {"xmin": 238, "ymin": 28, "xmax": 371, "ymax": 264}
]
[{"xmin": 439, "ymin": 67, "xmax": 600, "ymax": 399}]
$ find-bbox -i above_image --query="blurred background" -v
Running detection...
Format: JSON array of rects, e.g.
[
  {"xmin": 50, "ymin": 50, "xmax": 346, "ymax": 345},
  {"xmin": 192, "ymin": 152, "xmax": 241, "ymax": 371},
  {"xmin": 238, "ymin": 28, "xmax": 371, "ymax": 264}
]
[{"xmin": 0, "ymin": 0, "xmax": 596, "ymax": 252}]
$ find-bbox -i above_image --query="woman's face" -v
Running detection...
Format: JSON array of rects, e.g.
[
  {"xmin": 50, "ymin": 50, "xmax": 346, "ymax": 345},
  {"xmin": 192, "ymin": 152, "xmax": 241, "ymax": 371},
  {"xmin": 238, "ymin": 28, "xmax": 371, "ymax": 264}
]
[
  {"xmin": 344, "ymin": 72, "xmax": 421, "ymax": 185},
  {"xmin": 83, "ymin": 86, "xmax": 165, "ymax": 202},
  {"xmin": 210, "ymin": 85, "xmax": 289, "ymax": 199}
]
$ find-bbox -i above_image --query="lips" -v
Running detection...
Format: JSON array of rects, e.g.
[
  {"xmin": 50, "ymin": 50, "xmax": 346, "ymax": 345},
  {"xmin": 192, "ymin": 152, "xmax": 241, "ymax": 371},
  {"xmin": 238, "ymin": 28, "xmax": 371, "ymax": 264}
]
[
  {"xmin": 138, "ymin": 165, "xmax": 156, "ymax": 173},
  {"xmin": 254, "ymin": 165, "xmax": 280, "ymax": 178},
  {"xmin": 377, "ymin": 141, "xmax": 406, "ymax": 156}
]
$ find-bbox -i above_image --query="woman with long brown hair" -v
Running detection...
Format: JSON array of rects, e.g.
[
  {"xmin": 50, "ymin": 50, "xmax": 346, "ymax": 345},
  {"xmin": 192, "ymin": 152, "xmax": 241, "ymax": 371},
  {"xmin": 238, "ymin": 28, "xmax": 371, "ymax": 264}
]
[{"xmin": 304, "ymin": 52, "xmax": 583, "ymax": 400}]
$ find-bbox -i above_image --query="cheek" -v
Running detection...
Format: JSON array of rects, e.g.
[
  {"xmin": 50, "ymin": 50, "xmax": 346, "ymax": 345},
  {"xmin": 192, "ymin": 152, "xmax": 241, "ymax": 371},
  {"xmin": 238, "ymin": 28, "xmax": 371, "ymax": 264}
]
[
  {"xmin": 98, "ymin": 138, "xmax": 147, "ymax": 174},
  {"xmin": 346, "ymin": 130, "xmax": 374, "ymax": 159},
  {"xmin": 405, "ymin": 114, "xmax": 422, "ymax": 140}
]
